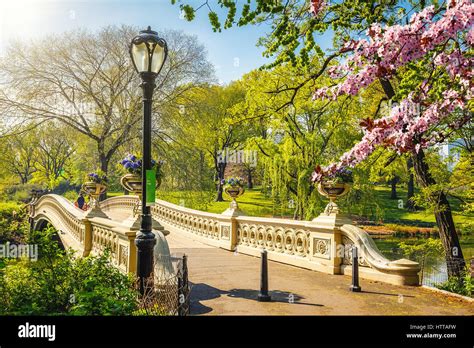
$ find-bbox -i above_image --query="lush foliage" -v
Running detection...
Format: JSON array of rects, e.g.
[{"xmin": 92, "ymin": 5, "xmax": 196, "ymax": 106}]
[
  {"xmin": 398, "ymin": 237, "xmax": 444, "ymax": 262},
  {"xmin": 0, "ymin": 228, "xmax": 139, "ymax": 315},
  {"xmin": 437, "ymin": 270, "xmax": 473, "ymax": 297},
  {"xmin": 0, "ymin": 202, "xmax": 28, "ymax": 244}
]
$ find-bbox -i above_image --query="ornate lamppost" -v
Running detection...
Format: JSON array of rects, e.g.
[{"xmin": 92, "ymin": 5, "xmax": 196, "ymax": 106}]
[{"xmin": 129, "ymin": 26, "xmax": 168, "ymax": 293}]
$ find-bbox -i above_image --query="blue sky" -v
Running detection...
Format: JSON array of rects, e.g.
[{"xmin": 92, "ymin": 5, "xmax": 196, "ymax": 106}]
[{"xmin": 0, "ymin": 0, "xmax": 332, "ymax": 83}]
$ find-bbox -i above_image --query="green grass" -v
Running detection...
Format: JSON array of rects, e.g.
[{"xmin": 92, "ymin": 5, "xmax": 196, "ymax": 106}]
[
  {"xmin": 157, "ymin": 188, "xmax": 283, "ymax": 217},
  {"xmin": 106, "ymin": 191, "xmax": 124, "ymax": 198},
  {"xmin": 369, "ymin": 186, "xmax": 472, "ymax": 226}
]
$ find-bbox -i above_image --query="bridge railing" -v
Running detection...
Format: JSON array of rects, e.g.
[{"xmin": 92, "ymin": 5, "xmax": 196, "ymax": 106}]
[
  {"xmin": 30, "ymin": 194, "xmax": 137, "ymax": 274},
  {"xmin": 32, "ymin": 194, "xmax": 420, "ymax": 286},
  {"xmin": 101, "ymin": 196, "xmax": 419, "ymax": 285}
]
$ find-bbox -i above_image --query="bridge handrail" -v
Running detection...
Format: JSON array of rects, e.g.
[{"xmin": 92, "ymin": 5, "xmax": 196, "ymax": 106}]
[
  {"xmin": 31, "ymin": 194, "xmax": 137, "ymax": 274},
  {"xmin": 31, "ymin": 194, "xmax": 87, "ymax": 246},
  {"xmin": 33, "ymin": 194, "xmax": 420, "ymax": 286}
]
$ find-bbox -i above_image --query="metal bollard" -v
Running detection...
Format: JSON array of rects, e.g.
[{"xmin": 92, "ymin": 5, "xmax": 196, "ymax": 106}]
[
  {"xmin": 258, "ymin": 249, "xmax": 271, "ymax": 302},
  {"xmin": 349, "ymin": 245, "xmax": 362, "ymax": 292}
]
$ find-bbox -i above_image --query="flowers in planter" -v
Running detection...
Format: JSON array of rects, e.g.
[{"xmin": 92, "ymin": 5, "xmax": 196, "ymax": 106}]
[
  {"xmin": 311, "ymin": 165, "xmax": 353, "ymax": 184},
  {"xmin": 119, "ymin": 154, "xmax": 164, "ymax": 180},
  {"xmin": 86, "ymin": 171, "xmax": 108, "ymax": 185},
  {"xmin": 221, "ymin": 177, "xmax": 246, "ymax": 188}
]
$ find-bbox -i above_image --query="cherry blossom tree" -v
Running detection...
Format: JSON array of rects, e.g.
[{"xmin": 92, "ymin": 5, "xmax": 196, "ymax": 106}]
[{"xmin": 311, "ymin": 0, "xmax": 473, "ymax": 276}]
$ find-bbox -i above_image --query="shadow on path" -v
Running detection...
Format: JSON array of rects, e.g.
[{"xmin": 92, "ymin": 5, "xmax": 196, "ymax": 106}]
[{"xmin": 189, "ymin": 282, "xmax": 323, "ymax": 315}]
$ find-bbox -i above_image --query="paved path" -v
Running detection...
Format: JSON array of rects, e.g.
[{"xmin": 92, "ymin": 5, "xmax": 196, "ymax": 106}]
[{"xmin": 166, "ymin": 231, "xmax": 473, "ymax": 316}]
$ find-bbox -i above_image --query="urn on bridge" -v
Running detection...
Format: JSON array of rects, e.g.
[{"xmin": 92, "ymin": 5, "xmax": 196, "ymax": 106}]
[
  {"xmin": 120, "ymin": 173, "xmax": 143, "ymax": 196},
  {"xmin": 119, "ymin": 155, "xmax": 163, "ymax": 199},
  {"xmin": 312, "ymin": 166, "xmax": 353, "ymax": 216},
  {"xmin": 119, "ymin": 154, "xmax": 168, "ymax": 234},
  {"xmin": 222, "ymin": 177, "xmax": 246, "ymax": 216},
  {"xmin": 317, "ymin": 181, "xmax": 350, "ymax": 215},
  {"xmin": 81, "ymin": 171, "xmax": 109, "ymax": 218}
]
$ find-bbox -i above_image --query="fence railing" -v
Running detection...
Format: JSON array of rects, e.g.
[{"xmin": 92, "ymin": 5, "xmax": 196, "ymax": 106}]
[{"xmin": 137, "ymin": 253, "xmax": 190, "ymax": 316}]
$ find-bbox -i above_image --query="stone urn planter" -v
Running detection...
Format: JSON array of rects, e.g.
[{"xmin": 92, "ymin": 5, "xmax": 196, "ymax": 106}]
[
  {"xmin": 82, "ymin": 182, "xmax": 107, "ymax": 207},
  {"xmin": 120, "ymin": 173, "xmax": 165, "ymax": 233},
  {"xmin": 81, "ymin": 181, "xmax": 108, "ymax": 218},
  {"xmin": 222, "ymin": 183, "xmax": 245, "ymax": 216},
  {"xmin": 224, "ymin": 185, "xmax": 245, "ymax": 201},
  {"xmin": 224, "ymin": 185, "xmax": 245, "ymax": 209},
  {"xmin": 317, "ymin": 181, "xmax": 350, "ymax": 215},
  {"xmin": 120, "ymin": 173, "xmax": 162, "ymax": 197},
  {"xmin": 120, "ymin": 173, "xmax": 143, "ymax": 196}
]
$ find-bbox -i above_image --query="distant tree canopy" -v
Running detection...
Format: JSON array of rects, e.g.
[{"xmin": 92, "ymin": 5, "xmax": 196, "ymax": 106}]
[{"xmin": 0, "ymin": 25, "xmax": 215, "ymax": 176}]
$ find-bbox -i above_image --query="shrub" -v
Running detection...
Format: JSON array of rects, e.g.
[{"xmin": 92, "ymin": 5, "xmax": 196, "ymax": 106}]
[
  {"xmin": 1, "ymin": 184, "xmax": 42, "ymax": 203},
  {"xmin": 0, "ymin": 228, "xmax": 139, "ymax": 315},
  {"xmin": 437, "ymin": 270, "xmax": 473, "ymax": 297},
  {"xmin": 398, "ymin": 238, "xmax": 444, "ymax": 263},
  {"xmin": 0, "ymin": 202, "xmax": 29, "ymax": 244}
]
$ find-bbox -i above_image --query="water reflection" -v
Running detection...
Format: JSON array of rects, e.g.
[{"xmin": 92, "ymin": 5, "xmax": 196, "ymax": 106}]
[{"xmin": 373, "ymin": 237, "xmax": 471, "ymax": 286}]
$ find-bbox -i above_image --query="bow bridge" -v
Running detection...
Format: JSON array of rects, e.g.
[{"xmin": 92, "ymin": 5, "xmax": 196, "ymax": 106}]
[{"xmin": 28, "ymin": 194, "xmax": 420, "ymax": 286}]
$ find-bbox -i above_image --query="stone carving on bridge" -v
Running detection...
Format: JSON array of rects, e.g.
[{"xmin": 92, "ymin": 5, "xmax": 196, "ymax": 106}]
[
  {"xmin": 313, "ymin": 237, "xmax": 331, "ymax": 259},
  {"xmin": 220, "ymin": 225, "xmax": 231, "ymax": 240},
  {"xmin": 341, "ymin": 235, "xmax": 368, "ymax": 266}
]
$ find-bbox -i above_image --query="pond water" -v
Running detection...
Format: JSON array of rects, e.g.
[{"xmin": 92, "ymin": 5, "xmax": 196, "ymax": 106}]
[{"xmin": 373, "ymin": 236, "xmax": 474, "ymax": 286}]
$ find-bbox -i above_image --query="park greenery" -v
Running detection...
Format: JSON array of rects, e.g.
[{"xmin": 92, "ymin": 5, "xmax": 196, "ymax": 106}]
[
  {"xmin": 0, "ymin": 227, "xmax": 140, "ymax": 315},
  {"xmin": 0, "ymin": 0, "xmax": 472, "ymax": 299}
]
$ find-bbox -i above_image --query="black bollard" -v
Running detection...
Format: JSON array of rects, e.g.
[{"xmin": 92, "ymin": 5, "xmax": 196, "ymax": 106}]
[
  {"xmin": 258, "ymin": 249, "xmax": 271, "ymax": 302},
  {"xmin": 350, "ymin": 245, "xmax": 362, "ymax": 292},
  {"xmin": 177, "ymin": 254, "xmax": 189, "ymax": 316}
]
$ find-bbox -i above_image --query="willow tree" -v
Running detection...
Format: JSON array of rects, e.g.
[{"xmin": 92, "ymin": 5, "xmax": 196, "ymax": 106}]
[{"xmin": 236, "ymin": 62, "xmax": 383, "ymax": 219}]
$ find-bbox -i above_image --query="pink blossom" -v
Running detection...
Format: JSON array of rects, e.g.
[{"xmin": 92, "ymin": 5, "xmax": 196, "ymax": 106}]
[{"xmin": 310, "ymin": 1, "xmax": 473, "ymax": 183}]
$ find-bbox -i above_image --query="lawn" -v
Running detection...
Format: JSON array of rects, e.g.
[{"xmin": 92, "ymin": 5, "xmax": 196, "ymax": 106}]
[{"xmin": 368, "ymin": 186, "xmax": 472, "ymax": 226}]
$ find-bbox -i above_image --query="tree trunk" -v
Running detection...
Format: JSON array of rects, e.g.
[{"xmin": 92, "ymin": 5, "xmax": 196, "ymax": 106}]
[
  {"xmin": 247, "ymin": 167, "xmax": 253, "ymax": 189},
  {"xmin": 99, "ymin": 152, "xmax": 108, "ymax": 201},
  {"xmin": 390, "ymin": 176, "xmax": 399, "ymax": 199},
  {"xmin": 215, "ymin": 162, "xmax": 226, "ymax": 202},
  {"xmin": 406, "ymin": 157, "xmax": 416, "ymax": 211},
  {"xmin": 379, "ymin": 77, "xmax": 464, "ymax": 276},
  {"xmin": 412, "ymin": 148, "xmax": 465, "ymax": 277}
]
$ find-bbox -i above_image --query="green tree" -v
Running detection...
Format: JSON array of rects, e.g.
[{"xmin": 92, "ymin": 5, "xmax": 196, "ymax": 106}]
[
  {"xmin": 0, "ymin": 26, "xmax": 214, "ymax": 180},
  {"xmin": 162, "ymin": 83, "xmax": 248, "ymax": 201}
]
